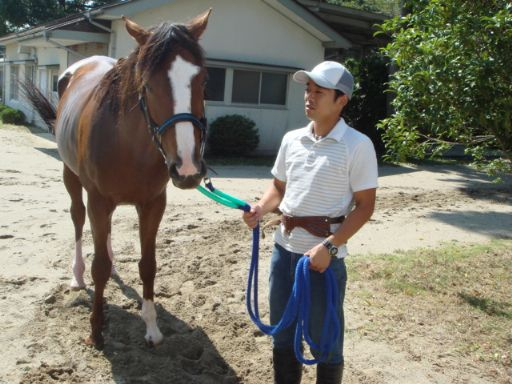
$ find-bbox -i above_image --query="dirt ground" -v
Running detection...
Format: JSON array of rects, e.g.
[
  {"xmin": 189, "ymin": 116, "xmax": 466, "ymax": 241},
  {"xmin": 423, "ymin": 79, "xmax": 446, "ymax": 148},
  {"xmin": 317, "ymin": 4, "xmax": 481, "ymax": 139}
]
[{"xmin": 1, "ymin": 124, "xmax": 511, "ymax": 383}]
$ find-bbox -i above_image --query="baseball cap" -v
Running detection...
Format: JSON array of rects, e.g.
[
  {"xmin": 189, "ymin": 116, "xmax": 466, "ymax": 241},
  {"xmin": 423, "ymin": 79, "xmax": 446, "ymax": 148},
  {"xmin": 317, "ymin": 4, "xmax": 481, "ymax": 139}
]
[{"xmin": 293, "ymin": 61, "xmax": 354, "ymax": 99}]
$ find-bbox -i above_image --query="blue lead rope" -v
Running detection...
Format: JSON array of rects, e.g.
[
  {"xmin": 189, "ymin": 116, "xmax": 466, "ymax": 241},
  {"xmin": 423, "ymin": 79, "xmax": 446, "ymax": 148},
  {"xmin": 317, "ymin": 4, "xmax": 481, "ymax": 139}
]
[{"xmin": 197, "ymin": 179, "xmax": 340, "ymax": 365}]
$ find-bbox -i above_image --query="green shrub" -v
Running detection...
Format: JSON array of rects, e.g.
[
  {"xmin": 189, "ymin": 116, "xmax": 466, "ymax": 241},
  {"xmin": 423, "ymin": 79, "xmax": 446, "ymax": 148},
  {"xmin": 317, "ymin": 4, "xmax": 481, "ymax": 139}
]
[
  {"xmin": 207, "ymin": 114, "xmax": 259, "ymax": 156},
  {"xmin": 0, "ymin": 103, "xmax": 7, "ymax": 113},
  {"xmin": 0, "ymin": 107, "xmax": 25, "ymax": 125}
]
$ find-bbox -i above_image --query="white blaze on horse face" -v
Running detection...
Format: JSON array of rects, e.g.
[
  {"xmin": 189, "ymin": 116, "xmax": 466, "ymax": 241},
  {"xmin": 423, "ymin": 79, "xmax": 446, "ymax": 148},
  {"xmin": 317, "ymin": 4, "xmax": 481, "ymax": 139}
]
[
  {"xmin": 141, "ymin": 299, "xmax": 163, "ymax": 345},
  {"xmin": 167, "ymin": 55, "xmax": 201, "ymax": 177}
]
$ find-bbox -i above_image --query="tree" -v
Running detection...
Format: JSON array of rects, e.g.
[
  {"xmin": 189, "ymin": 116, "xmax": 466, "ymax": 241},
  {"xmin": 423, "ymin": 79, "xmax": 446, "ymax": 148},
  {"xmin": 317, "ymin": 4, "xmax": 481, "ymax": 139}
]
[
  {"xmin": 377, "ymin": 0, "xmax": 512, "ymax": 177},
  {"xmin": 0, "ymin": 0, "xmax": 116, "ymax": 36},
  {"xmin": 325, "ymin": 0, "xmax": 401, "ymax": 16}
]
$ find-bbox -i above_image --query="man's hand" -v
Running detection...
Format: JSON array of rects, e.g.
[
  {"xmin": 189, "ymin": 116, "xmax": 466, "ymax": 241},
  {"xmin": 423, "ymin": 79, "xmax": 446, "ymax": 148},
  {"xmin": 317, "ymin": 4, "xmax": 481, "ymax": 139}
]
[
  {"xmin": 305, "ymin": 242, "xmax": 332, "ymax": 273},
  {"xmin": 243, "ymin": 205, "xmax": 263, "ymax": 229}
]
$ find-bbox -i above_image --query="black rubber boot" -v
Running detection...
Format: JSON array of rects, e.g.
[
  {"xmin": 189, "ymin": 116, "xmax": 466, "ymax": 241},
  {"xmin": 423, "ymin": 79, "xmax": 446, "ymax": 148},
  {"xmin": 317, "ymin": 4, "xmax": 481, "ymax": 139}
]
[
  {"xmin": 316, "ymin": 362, "xmax": 344, "ymax": 384},
  {"xmin": 272, "ymin": 348, "xmax": 303, "ymax": 384}
]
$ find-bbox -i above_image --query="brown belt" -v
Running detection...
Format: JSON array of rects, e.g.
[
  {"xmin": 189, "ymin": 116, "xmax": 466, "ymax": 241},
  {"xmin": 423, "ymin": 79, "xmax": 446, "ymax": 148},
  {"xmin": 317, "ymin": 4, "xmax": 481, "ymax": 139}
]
[{"xmin": 281, "ymin": 214, "xmax": 345, "ymax": 238}]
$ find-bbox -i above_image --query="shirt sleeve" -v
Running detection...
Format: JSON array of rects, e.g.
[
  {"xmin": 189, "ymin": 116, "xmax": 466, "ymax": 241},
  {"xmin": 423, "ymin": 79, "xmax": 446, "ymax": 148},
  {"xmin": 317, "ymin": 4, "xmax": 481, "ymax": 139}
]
[
  {"xmin": 271, "ymin": 135, "xmax": 288, "ymax": 182},
  {"xmin": 349, "ymin": 136, "xmax": 379, "ymax": 192}
]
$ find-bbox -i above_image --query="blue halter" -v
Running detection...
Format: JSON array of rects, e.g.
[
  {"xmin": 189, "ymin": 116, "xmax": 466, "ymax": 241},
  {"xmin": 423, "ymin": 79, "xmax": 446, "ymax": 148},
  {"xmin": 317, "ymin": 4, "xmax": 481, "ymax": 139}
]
[{"xmin": 139, "ymin": 92, "xmax": 208, "ymax": 157}]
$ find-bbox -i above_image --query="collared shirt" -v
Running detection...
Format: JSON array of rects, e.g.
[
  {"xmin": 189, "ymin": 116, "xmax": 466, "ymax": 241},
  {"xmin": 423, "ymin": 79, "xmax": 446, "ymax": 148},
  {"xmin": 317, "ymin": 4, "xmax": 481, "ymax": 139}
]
[{"xmin": 271, "ymin": 118, "xmax": 378, "ymax": 257}]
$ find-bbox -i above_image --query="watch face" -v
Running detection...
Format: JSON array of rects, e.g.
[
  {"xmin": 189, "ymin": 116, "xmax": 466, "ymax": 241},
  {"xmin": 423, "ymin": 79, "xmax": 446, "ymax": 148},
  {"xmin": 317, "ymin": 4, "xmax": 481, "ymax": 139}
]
[{"xmin": 329, "ymin": 247, "xmax": 338, "ymax": 257}]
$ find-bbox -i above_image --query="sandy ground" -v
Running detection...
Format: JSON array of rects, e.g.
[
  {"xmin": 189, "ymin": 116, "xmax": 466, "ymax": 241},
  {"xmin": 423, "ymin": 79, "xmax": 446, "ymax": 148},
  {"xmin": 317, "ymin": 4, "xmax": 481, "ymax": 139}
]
[{"xmin": 0, "ymin": 124, "xmax": 511, "ymax": 383}]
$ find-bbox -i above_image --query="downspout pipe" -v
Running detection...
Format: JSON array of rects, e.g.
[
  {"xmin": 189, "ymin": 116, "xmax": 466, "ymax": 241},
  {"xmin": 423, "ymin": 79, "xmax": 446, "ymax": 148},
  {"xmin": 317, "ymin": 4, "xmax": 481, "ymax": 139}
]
[
  {"xmin": 85, "ymin": 11, "xmax": 112, "ymax": 33},
  {"xmin": 85, "ymin": 10, "xmax": 116, "ymax": 58}
]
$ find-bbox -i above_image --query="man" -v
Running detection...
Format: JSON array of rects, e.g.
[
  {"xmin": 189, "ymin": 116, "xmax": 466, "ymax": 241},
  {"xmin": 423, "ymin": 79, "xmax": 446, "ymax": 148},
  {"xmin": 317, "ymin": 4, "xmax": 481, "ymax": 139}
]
[{"xmin": 242, "ymin": 61, "xmax": 378, "ymax": 384}]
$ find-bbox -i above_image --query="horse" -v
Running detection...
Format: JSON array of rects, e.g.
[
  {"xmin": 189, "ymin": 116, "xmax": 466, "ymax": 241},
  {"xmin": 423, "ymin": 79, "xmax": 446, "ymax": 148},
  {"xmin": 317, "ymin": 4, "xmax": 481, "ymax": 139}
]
[{"xmin": 23, "ymin": 9, "xmax": 211, "ymax": 349}]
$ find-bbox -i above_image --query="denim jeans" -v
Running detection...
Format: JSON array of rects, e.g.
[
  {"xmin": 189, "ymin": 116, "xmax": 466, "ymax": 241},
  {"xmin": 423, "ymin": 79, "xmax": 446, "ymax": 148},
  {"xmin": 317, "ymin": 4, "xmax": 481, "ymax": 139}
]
[{"xmin": 269, "ymin": 243, "xmax": 347, "ymax": 364}]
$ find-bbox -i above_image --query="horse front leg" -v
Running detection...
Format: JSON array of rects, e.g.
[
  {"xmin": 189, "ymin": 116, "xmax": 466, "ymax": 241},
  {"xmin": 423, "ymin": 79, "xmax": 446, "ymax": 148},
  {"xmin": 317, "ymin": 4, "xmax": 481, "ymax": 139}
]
[
  {"xmin": 85, "ymin": 190, "xmax": 115, "ymax": 349},
  {"xmin": 137, "ymin": 192, "xmax": 166, "ymax": 346}
]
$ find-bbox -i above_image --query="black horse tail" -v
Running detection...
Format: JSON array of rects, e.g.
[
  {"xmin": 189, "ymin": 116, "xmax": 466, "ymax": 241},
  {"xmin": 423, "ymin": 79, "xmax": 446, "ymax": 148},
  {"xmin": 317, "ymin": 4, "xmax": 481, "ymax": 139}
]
[{"xmin": 20, "ymin": 81, "xmax": 56, "ymax": 134}]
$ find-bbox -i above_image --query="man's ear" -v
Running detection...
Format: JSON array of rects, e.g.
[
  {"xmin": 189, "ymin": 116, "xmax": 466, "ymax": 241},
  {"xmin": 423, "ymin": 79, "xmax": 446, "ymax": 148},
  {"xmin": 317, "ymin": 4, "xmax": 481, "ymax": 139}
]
[
  {"xmin": 187, "ymin": 8, "xmax": 212, "ymax": 40},
  {"xmin": 123, "ymin": 16, "xmax": 150, "ymax": 46},
  {"xmin": 337, "ymin": 93, "xmax": 349, "ymax": 110}
]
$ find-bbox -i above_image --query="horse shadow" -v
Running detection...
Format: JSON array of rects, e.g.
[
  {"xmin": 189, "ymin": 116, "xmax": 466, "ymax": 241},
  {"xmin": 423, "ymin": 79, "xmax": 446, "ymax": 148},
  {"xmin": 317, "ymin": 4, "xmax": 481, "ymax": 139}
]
[
  {"xmin": 35, "ymin": 147, "xmax": 61, "ymax": 161},
  {"xmin": 95, "ymin": 274, "xmax": 240, "ymax": 384}
]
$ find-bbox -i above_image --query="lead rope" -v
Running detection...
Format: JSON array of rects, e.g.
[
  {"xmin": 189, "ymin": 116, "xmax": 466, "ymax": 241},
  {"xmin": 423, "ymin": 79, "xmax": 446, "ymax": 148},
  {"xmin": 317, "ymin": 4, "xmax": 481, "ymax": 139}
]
[{"xmin": 197, "ymin": 179, "xmax": 340, "ymax": 365}]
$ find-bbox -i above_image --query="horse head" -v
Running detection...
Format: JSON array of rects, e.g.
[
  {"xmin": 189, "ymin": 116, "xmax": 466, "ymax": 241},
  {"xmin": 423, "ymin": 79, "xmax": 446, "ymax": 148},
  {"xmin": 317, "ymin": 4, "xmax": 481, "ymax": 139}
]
[{"xmin": 124, "ymin": 10, "xmax": 211, "ymax": 189}]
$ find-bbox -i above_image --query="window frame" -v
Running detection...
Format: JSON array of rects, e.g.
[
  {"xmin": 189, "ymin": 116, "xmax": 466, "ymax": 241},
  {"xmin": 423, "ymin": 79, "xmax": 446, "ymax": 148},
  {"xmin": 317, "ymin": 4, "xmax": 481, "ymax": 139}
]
[
  {"xmin": 9, "ymin": 64, "xmax": 19, "ymax": 100},
  {"xmin": 205, "ymin": 60, "xmax": 296, "ymax": 110}
]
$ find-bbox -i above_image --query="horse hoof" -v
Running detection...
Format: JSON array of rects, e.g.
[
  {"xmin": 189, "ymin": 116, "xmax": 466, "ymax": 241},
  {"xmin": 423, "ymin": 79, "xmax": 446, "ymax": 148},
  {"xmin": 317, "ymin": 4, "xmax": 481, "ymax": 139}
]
[
  {"xmin": 84, "ymin": 335, "xmax": 104, "ymax": 350},
  {"xmin": 70, "ymin": 278, "xmax": 86, "ymax": 290},
  {"xmin": 145, "ymin": 332, "xmax": 163, "ymax": 347}
]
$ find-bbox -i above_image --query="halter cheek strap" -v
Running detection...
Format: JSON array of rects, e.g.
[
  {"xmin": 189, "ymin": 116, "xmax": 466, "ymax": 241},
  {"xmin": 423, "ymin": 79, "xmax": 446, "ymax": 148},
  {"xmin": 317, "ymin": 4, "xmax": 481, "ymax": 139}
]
[{"xmin": 138, "ymin": 92, "xmax": 208, "ymax": 159}]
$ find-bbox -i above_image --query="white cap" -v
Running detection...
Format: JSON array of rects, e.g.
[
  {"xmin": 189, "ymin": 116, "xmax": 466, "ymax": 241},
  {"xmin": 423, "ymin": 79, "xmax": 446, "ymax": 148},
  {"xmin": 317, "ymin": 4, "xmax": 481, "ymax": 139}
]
[{"xmin": 293, "ymin": 61, "xmax": 354, "ymax": 99}]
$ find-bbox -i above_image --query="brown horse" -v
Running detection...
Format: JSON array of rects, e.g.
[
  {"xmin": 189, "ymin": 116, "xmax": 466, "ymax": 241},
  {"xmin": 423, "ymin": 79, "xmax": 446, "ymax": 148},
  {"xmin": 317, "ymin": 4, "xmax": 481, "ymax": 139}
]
[{"xmin": 24, "ymin": 10, "xmax": 211, "ymax": 348}]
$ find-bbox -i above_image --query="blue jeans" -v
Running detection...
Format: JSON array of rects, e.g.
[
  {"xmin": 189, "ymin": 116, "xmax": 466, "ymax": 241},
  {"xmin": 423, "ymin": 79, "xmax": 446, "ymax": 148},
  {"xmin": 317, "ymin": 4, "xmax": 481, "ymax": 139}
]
[{"xmin": 269, "ymin": 243, "xmax": 347, "ymax": 364}]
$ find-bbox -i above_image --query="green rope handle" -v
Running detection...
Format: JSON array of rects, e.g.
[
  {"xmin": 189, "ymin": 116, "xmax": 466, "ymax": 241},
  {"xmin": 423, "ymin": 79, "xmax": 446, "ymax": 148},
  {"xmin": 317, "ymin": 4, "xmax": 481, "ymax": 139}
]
[{"xmin": 196, "ymin": 184, "xmax": 248, "ymax": 210}]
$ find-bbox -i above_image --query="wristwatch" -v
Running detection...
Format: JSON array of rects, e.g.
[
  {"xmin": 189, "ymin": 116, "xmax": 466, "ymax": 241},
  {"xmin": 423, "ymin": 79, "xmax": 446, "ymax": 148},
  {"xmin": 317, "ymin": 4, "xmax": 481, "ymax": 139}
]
[{"xmin": 322, "ymin": 239, "xmax": 338, "ymax": 257}]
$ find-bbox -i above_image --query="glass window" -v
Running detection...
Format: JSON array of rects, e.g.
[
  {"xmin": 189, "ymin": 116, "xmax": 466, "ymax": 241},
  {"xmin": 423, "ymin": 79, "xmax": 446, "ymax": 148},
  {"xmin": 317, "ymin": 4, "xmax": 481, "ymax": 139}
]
[
  {"xmin": 205, "ymin": 67, "xmax": 225, "ymax": 102},
  {"xmin": 232, "ymin": 70, "xmax": 259, "ymax": 104},
  {"xmin": 0, "ymin": 66, "xmax": 4, "ymax": 102},
  {"xmin": 25, "ymin": 64, "xmax": 35, "ymax": 83},
  {"xmin": 260, "ymin": 72, "xmax": 287, "ymax": 105},
  {"xmin": 52, "ymin": 74, "xmax": 59, "ymax": 93},
  {"xmin": 10, "ymin": 65, "xmax": 19, "ymax": 100}
]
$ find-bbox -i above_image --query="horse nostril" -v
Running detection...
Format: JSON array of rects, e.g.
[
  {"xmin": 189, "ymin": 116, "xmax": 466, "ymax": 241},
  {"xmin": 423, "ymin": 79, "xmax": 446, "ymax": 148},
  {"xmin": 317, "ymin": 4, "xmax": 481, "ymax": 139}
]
[{"xmin": 175, "ymin": 156, "xmax": 183, "ymax": 168}]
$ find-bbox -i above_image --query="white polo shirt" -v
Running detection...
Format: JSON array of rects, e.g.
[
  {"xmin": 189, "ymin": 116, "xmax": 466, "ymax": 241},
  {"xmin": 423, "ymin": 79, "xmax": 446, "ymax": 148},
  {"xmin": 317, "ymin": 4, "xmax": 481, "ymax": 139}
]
[{"xmin": 271, "ymin": 118, "xmax": 378, "ymax": 258}]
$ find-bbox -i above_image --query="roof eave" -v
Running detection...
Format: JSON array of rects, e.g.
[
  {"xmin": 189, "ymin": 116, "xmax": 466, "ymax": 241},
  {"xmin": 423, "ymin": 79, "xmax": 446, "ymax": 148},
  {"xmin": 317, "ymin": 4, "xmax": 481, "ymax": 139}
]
[{"xmin": 263, "ymin": 0, "xmax": 352, "ymax": 49}]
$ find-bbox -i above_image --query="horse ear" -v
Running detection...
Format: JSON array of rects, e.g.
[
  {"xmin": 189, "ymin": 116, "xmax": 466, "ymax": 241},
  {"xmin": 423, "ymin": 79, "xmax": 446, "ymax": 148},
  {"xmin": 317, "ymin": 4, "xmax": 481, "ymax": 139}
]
[
  {"xmin": 187, "ymin": 8, "xmax": 212, "ymax": 40},
  {"xmin": 123, "ymin": 16, "xmax": 150, "ymax": 46}
]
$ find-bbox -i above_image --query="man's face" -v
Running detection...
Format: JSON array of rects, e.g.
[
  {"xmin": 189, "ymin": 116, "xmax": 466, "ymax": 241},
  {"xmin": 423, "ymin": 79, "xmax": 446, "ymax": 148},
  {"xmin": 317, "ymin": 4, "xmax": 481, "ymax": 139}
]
[{"xmin": 304, "ymin": 80, "xmax": 345, "ymax": 121}]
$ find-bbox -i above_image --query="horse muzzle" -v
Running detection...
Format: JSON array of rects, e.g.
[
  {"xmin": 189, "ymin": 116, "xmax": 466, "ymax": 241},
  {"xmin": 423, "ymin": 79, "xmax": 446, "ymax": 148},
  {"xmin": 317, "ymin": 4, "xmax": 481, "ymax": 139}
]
[{"xmin": 169, "ymin": 160, "xmax": 207, "ymax": 189}]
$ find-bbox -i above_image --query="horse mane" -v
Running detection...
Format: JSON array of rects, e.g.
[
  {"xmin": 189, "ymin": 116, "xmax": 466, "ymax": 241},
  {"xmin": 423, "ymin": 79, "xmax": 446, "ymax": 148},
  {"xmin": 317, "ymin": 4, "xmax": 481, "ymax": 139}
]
[{"xmin": 98, "ymin": 22, "xmax": 205, "ymax": 113}]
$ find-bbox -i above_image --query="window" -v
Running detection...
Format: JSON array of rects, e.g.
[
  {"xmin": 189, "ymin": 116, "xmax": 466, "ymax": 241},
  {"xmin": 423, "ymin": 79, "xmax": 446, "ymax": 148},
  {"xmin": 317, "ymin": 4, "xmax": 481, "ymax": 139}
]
[
  {"xmin": 261, "ymin": 72, "xmax": 287, "ymax": 105},
  {"xmin": 25, "ymin": 64, "xmax": 35, "ymax": 83},
  {"xmin": 232, "ymin": 70, "xmax": 259, "ymax": 104},
  {"xmin": 205, "ymin": 67, "xmax": 225, "ymax": 102},
  {"xmin": 232, "ymin": 69, "xmax": 287, "ymax": 105},
  {"xmin": 52, "ymin": 74, "xmax": 59, "ymax": 93},
  {"xmin": 10, "ymin": 65, "xmax": 19, "ymax": 100},
  {"xmin": 0, "ymin": 66, "xmax": 4, "ymax": 102}
]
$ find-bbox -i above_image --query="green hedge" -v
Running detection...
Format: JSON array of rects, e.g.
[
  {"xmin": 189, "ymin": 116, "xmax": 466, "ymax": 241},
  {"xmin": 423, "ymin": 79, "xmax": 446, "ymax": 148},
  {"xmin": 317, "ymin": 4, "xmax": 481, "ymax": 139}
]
[
  {"xmin": 0, "ymin": 107, "xmax": 25, "ymax": 125},
  {"xmin": 207, "ymin": 114, "xmax": 259, "ymax": 156}
]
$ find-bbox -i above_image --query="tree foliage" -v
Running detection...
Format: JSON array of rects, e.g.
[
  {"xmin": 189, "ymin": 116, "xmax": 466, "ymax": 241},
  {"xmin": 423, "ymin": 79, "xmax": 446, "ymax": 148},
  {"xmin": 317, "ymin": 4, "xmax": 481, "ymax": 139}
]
[
  {"xmin": 344, "ymin": 52, "xmax": 389, "ymax": 158},
  {"xmin": 326, "ymin": 0, "xmax": 401, "ymax": 16},
  {"xmin": 0, "ymin": 0, "xmax": 115, "ymax": 36},
  {"xmin": 378, "ymin": 0, "xmax": 512, "ymax": 177}
]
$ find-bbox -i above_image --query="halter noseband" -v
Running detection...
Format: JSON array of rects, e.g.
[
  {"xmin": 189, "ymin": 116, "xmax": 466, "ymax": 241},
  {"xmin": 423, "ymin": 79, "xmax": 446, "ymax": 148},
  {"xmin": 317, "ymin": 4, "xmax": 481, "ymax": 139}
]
[{"xmin": 138, "ymin": 89, "xmax": 208, "ymax": 159}]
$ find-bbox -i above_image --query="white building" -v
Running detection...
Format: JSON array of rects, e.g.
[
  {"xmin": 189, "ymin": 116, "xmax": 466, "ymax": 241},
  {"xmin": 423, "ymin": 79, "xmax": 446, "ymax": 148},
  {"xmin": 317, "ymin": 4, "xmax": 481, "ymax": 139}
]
[{"xmin": 0, "ymin": 0, "xmax": 387, "ymax": 154}]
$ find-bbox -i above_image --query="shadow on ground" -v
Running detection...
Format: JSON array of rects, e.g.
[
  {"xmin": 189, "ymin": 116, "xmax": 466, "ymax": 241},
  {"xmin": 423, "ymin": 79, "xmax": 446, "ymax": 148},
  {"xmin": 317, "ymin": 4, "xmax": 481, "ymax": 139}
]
[
  {"xmin": 19, "ymin": 275, "xmax": 239, "ymax": 384},
  {"xmin": 428, "ymin": 210, "xmax": 512, "ymax": 239}
]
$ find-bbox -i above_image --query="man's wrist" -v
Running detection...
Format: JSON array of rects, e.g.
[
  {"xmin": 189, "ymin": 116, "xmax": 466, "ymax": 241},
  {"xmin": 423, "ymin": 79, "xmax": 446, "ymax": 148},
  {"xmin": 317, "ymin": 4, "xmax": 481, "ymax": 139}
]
[{"xmin": 322, "ymin": 238, "xmax": 339, "ymax": 257}]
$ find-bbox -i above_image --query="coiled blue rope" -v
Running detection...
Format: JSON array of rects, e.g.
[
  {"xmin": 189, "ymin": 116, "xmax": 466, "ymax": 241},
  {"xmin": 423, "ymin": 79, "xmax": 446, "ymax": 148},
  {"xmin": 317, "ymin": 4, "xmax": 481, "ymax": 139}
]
[{"xmin": 197, "ymin": 179, "xmax": 340, "ymax": 364}]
